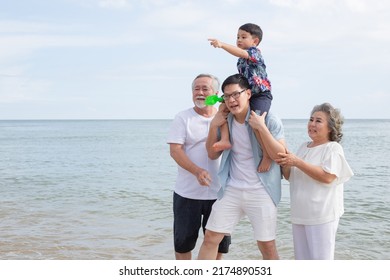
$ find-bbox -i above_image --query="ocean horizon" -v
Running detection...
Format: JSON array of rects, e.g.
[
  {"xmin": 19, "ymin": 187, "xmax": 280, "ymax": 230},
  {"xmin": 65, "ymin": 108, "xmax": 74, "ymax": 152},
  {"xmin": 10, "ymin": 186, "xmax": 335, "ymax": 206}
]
[{"xmin": 0, "ymin": 119, "xmax": 389, "ymax": 260}]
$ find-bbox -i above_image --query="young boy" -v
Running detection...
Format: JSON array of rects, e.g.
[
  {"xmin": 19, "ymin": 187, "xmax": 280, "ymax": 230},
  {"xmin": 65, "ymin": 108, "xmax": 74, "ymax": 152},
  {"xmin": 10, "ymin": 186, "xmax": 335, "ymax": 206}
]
[{"xmin": 208, "ymin": 23, "xmax": 273, "ymax": 172}]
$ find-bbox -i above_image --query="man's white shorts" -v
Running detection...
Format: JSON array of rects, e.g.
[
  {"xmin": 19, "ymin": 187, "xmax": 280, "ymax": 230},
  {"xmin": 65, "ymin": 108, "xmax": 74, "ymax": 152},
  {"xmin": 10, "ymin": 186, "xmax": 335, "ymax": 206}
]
[{"xmin": 206, "ymin": 186, "xmax": 277, "ymax": 241}]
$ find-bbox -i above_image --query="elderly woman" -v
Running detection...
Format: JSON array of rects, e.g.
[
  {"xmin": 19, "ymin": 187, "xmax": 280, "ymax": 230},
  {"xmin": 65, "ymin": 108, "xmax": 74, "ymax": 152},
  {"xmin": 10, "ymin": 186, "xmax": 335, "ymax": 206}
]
[{"xmin": 276, "ymin": 103, "xmax": 354, "ymax": 260}]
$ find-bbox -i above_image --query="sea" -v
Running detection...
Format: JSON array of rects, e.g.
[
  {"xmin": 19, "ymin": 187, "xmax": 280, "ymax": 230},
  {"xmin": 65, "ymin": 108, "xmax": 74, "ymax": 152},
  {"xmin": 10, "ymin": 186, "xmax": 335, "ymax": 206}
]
[{"xmin": 0, "ymin": 119, "xmax": 389, "ymax": 260}]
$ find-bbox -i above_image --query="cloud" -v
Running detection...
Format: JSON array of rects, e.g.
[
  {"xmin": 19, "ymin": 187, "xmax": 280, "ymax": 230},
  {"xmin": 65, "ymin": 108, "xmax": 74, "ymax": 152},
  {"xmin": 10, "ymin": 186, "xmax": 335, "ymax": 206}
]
[
  {"xmin": 1, "ymin": 0, "xmax": 389, "ymax": 119},
  {"xmin": 98, "ymin": 0, "xmax": 132, "ymax": 9},
  {"xmin": 0, "ymin": 19, "xmax": 147, "ymax": 64},
  {"xmin": 0, "ymin": 66, "xmax": 52, "ymax": 104},
  {"xmin": 0, "ymin": 20, "xmax": 58, "ymax": 34},
  {"xmin": 269, "ymin": 0, "xmax": 388, "ymax": 13},
  {"xmin": 263, "ymin": 0, "xmax": 390, "ymax": 54},
  {"xmin": 143, "ymin": 2, "xmax": 208, "ymax": 27}
]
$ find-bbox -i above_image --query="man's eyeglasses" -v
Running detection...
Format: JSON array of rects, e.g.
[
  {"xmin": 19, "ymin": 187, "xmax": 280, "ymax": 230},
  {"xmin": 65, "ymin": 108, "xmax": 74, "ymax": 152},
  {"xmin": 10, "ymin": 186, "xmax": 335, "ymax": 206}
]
[{"xmin": 222, "ymin": 89, "xmax": 247, "ymax": 101}]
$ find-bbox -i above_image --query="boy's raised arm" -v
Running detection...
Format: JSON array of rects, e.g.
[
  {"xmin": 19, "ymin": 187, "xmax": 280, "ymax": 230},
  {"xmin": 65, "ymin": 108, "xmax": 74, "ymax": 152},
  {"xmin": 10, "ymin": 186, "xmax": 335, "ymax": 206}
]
[{"xmin": 208, "ymin": 38, "xmax": 248, "ymax": 59}]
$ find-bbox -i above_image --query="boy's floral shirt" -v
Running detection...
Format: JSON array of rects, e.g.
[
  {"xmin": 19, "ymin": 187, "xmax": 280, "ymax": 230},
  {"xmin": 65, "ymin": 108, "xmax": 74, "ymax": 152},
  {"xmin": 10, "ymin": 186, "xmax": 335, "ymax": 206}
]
[{"xmin": 237, "ymin": 46, "xmax": 271, "ymax": 94}]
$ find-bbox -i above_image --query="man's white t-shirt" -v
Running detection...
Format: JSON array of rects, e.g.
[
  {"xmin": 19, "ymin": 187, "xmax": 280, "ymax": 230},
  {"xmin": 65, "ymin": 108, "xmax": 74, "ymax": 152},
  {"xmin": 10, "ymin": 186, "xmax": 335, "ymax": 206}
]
[
  {"xmin": 167, "ymin": 108, "xmax": 221, "ymax": 200},
  {"xmin": 227, "ymin": 118, "xmax": 264, "ymax": 190}
]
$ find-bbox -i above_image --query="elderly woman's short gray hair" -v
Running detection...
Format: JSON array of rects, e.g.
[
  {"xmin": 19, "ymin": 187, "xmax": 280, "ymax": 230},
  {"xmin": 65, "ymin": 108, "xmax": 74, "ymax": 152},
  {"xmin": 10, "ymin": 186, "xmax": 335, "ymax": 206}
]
[{"xmin": 311, "ymin": 103, "xmax": 344, "ymax": 143}]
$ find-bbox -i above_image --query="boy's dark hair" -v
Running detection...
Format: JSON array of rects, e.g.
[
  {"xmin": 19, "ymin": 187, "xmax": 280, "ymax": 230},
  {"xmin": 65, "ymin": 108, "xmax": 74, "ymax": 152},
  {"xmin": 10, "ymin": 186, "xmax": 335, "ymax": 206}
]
[
  {"xmin": 222, "ymin": 74, "xmax": 250, "ymax": 93},
  {"xmin": 239, "ymin": 23, "xmax": 263, "ymax": 44}
]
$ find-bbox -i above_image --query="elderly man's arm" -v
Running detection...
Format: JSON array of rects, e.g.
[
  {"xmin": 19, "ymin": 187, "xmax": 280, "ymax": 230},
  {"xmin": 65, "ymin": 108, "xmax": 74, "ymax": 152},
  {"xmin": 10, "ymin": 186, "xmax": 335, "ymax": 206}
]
[{"xmin": 170, "ymin": 143, "xmax": 212, "ymax": 186}]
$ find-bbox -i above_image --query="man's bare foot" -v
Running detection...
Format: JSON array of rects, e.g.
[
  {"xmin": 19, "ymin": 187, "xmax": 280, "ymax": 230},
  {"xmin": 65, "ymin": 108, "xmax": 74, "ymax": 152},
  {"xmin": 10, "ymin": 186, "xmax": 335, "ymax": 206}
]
[
  {"xmin": 212, "ymin": 140, "xmax": 232, "ymax": 152},
  {"xmin": 257, "ymin": 156, "xmax": 273, "ymax": 172}
]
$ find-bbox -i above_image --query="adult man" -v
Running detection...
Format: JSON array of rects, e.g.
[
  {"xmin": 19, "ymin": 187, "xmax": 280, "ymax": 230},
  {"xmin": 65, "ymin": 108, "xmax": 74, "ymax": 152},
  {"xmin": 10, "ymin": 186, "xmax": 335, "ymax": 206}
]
[
  {"xmin": 198, "ymin": 74, "xmax": 285, "ymax": 260},
  {"xmin": 167, "ymin": 74, "xmax": 231, "ymax": 260}
]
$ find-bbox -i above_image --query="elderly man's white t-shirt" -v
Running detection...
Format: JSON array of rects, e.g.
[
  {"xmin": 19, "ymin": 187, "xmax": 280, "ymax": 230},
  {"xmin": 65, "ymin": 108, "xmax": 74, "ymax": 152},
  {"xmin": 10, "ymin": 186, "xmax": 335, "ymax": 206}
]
[{"xmin": 167, "ymin": 108, "xmax": 221, "ymax": 200}]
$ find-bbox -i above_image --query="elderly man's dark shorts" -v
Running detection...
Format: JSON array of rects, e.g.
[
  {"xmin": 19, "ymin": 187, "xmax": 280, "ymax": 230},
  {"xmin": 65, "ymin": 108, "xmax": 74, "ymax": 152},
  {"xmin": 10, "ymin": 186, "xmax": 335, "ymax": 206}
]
[{"xmin": 173, "ymin": 192, "xmax": 231, "ymax": 254}]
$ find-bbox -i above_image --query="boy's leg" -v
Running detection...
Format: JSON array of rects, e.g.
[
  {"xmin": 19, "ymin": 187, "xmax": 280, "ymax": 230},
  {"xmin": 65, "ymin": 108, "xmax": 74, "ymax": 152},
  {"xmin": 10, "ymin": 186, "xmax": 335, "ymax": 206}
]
[
  {"xmin": 257, "ymin": 136, "xmax": 273, "ymax": 172},
  {"xmin": 212, "ymin": 103, "xmax": 231, "ymax": 152},
  {"xmin": 212, "ymin": 123, "xmax": 232, "ymax": 152},
  {"xmin": 250, "ymin": 93, "xmax": 273, "ymax": 172}
]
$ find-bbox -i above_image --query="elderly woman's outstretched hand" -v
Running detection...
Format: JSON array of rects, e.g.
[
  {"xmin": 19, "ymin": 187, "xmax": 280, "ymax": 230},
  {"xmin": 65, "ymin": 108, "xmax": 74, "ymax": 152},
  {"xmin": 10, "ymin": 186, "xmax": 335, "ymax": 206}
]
[{"xmin": 275, "ymin": 149, "xmax": 297, "ymax": 167}]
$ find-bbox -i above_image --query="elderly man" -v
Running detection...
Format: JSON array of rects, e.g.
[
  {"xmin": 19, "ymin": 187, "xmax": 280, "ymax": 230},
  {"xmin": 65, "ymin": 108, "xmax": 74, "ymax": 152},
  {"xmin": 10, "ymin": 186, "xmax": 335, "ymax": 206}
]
[{"xmin": 167, "ymin": 74, "xmax": 231, "ymax": 260}]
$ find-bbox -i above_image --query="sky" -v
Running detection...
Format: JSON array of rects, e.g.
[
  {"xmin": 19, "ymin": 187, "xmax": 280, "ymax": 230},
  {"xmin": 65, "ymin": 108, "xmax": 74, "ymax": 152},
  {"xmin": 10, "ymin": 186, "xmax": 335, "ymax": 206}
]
[{"xmin": 0, "ymin": 0, "xmax": 389, "ymax": 120}]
